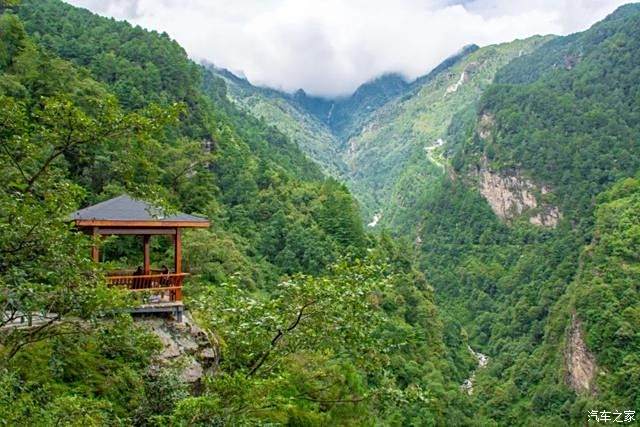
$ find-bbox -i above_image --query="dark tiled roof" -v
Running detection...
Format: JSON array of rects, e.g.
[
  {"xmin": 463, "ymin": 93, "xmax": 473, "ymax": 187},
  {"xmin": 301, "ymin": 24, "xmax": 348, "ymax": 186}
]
[{"xmin": 70, "ymin": 195, "xmax": 208, "ymax": 223}]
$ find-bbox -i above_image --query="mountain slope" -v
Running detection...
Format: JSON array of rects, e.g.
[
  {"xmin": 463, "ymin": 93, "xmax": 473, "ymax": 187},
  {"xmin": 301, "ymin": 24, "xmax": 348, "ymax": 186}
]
[
  {"xmin": 451, "ymin": 2, "xmax": 640, "ymax": 228},
  {"xmin": 212, "ymin": 44, "xmax": 484, "ymax": 218},
  {"xmin": 15, "ymin": 0, "xmax": 370, "ymax": 286},
  {"xmin": 209, "ymin": 3, "xmax": 640, "ymax": 424},
  {"xmin": 6, "ymin": 0, "xmax": 640, "ymax": 424},
  {"xmin": 303, "ymin": 72, "xmax": 411, "ymax": 140},
  {"xmin": 209, "ymin": 66, "xmax": 346, "ymax": 176},
  {"xmin": 209, "ymin": 67, "xmax": 424, "ymax": 178},
  {"xmin": 1, "ymin": 1, "xmax": 476, "ymax": 425},
  {"xmin": 415, "ymin": 4, "xmax": 640, "ymax": 424},
  {"xmin": 342, "ymin": 37, "xmax": 550, "ymax": 226},
  {"xmin": 214, "ymin": 40, "xmax": 548, "ymax": 227}
]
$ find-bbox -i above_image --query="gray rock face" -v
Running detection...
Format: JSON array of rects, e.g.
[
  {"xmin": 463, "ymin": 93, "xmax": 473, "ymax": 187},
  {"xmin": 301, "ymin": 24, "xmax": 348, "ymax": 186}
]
[
  {"xmin": 477, "ymin": 112, "xmax": 494, "ymax": 139},
  {"xmin": 475, "ymin": 114, "xmax": 561, "ymax": 228},
  {"xmin": 477, "ymin": 168, "xmax": 561, "ymax": 228},
  {"xmin": 137, "ymin": 312, "xmax": 219, "ymax": 386},
  {"xmin": 181, "ymin": 358, "xmax": 204, "ymax": 383},
  {"xmin": 565, "ymin": 315, "xmax": 598, "ymax": 394}
]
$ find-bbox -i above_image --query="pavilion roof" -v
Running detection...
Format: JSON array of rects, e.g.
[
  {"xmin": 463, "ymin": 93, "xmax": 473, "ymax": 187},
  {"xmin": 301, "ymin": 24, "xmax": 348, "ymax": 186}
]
[{"xmin": 70, "ymin": 195, "xmax": 209, "ymax": 228}]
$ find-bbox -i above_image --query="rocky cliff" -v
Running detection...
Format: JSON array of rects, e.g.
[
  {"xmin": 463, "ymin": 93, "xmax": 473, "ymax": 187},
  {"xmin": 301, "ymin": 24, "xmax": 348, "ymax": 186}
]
[
  {"xmin": 477, "ymin": 167, "xmax": 561, "ymax": 227},
  {"xmin": 138, "ymin": 313, "xmax": 219, "ymax": 389},
  {"xmin": 564, "ymin": 315, "xmax": 597, "ymax": 395}
]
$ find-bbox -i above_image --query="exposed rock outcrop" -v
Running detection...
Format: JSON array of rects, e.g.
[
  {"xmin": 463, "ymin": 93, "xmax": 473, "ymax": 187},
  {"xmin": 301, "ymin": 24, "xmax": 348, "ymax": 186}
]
[
  {"xmin": 477, "ymin": 112, "xmax": 494, "ymax": 139},
  {"xmin": 528, "ymin": 205, "xmax": 562, "ymax": 227},
  {"xmin": 565, "ymin": 315, "xmax": 597, "ymax": 395},
  {"xmin": 477, "ymin": 168, "xmax": 561, "ymax": 227},
  {"xmin": 479, "ymin": 169, "xmax": 537, "ymax": 217},
  {"xmin": 475, "ymin": 111, "xmax": 561, "ymax": 227},
  {"xmin": 563, "ymin": 54, "xmax": 581, "ymax": 70},
  {"xmin": 137, "ymin": 312, "xmax": 219, "ymax": 386}
]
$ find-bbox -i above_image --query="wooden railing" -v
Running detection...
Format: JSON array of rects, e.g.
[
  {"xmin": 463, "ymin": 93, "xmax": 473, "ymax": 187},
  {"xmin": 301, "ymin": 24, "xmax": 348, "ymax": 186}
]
[{"xmin": 106, "ymin": 273, "xmax": 188, "ymax": 302}]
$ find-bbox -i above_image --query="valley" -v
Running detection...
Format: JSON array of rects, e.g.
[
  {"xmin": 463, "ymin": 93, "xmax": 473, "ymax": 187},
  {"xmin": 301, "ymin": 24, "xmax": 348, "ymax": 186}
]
[
  {"xmin": 1, "ymin": 0, "xmax": 639, "ymax": 425},
  {"xmin": 211, "ymin": 37, "xmax": 552, "ymax": 233},
  {"xmin": 208, "ymin": 5, "xmax": 640, "ymax": 424}
]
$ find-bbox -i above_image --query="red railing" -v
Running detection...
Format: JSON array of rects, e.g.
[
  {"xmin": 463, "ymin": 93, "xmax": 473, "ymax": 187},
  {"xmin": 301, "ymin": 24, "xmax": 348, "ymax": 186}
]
[{"xmin": 106, "ymin": 273, "xmax": 188, "ymax": 302}]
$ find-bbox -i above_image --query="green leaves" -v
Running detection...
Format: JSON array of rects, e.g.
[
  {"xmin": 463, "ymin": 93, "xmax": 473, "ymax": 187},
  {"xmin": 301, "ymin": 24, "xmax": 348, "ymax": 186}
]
[
  {"xmin": 183, "ymin": 248, "xmax": 472, "ymax": 424},
  {"xmin": 0, "ymin": 4, "xmax": 479, "ymax": 425},
  {"xmin": 571, "ymin": 177, "xmax": 640, "ymax": 404},
  {"xmin": 0, "ymin": 12, "xmax": 26, "ymax": 70},
  {"xmin": 0, "ymin": 40, "xmax": 183, "ymax": 364},
  {"xmin": 192, "ymin": 260, "xmax": 392, "ymax": 378},
  {"xmin": 185, "ymin": 259, "xmax": 395, "ymax": 422}
]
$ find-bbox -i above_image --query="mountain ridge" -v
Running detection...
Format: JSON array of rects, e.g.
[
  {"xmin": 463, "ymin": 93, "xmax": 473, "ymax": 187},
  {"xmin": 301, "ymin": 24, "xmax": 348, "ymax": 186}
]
[
  {"xmin": 2, "ymin": 0, "xmax": 640, "ymax": 425},
  {"xmin": 208, "ymin": 41, "xmax": 484, "ymax": 208},
  {"xmin": 202, "ymin": 6, "xmax": 640, "ymax": 422},
  {"xmin": 210, "ymin": 43, "xmax": 481, "ymax": 140}
]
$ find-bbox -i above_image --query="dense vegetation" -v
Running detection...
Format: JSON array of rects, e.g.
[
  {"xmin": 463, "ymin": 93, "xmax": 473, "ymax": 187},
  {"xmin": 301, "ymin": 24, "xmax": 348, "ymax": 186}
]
[
  {"xmin": 14, "ymin": 0, "xmax": 367, "ymax": 285},
  {"xmin": 453, "ymin": 4, "xmax": 640, "ymax": 224},
  {"xmin": 214, "ymin": 38, "xmax": 548, "ymax": 224},
  {"xmin": 1, "ymin": 1, "xmax": 473, "ymax": 424},
  {"xmin": 567, "ymin": 177, "xmax": 640, "ymax": 410},
  {"xmin": 2, "ymin": 0, "xmax": 639, "ymax": 425},
  {"xmin": 211, "ymin": 68, "xmax": 424, "ymax": 180},
  {"xmin": 210, "ymin": 66, "xmax": 347, "ymax": 177},
  {"xmin": 340, "ymin": 38, "xmax": 549, "ymax": 225},
  {"xmin": 415, "ymin": 4, "xmax": 640, "ymax": 425},
  {"xmin": 208, "ymin": 3, "xmax": 640, "ymax": 426}
]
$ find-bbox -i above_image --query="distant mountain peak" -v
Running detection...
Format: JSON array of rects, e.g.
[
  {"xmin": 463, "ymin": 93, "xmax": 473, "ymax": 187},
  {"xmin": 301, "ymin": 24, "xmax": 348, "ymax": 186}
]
[
  {"xmin": 606, "ymin": 2, "xmax": 640, "ymax": 20},
  {"xmin": 293, "ymin": 88, "xmax": 307, "ymax": 98},
  {"xmin": 368, "ymin": 72, "xmax": 408, "ymax": 83}
]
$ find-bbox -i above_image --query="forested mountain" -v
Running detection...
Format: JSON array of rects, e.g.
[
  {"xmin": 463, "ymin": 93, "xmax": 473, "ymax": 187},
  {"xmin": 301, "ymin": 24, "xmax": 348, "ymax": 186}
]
[
  {"xmin": 1, "ymin": 0, "xmax": 639, "ymax": 425},
  {"xmin": 414, "ymin": 4, "xmax": 640, "ymax": 424},
  {"xmin": 201, "ymin": 3, "xmax": 640, "ymax": 425},
  {"xmin": 453, "ymin": 3, "xmax": 640, "ymax": 225},
  {"xmin": 298, "ymin": 72, "xmax": 411, "ymax": 140},
  {"xmin": 209, "ymin": 67, "xmax": 421, "ymax": 178},
  {"xmin": 209, "ymin": 65, "xmax": 346, "ymax": 177},
  {"xmin": 14, "ymin": 0, "xmax": 363, "ymax": 284},
  {"xmin": 339, "ymin": 38, "xmax": 549, "ymax": 227},
  {"xmin": 0, "ymin": 0, "xmax": 475, "ymax": 424},
  {"xmin": 212, "ymin": 40, "xmax": 548, "ymax": 224}
]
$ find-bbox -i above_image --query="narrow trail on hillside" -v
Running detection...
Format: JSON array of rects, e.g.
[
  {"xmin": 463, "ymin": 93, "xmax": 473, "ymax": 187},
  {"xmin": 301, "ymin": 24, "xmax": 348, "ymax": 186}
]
[{"xmin": 424, "ymin": 139, "xmax": 446, "ymax": 172}]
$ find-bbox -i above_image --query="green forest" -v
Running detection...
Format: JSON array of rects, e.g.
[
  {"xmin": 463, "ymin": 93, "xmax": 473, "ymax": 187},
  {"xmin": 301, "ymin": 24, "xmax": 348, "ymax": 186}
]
[{"xmin": 1, "ymin": 0, "xmax": 639, "ymax": 425}]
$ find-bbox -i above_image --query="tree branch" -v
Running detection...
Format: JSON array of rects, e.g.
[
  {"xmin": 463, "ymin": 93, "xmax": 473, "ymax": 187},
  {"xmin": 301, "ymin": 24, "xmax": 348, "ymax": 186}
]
[
  {"xmin": 246, "ymin": 300, "xmax": 316, "ymax": 378},
  {"xmin": 0, "ymin": 139, "xmax": 29, "ymax": 184}
]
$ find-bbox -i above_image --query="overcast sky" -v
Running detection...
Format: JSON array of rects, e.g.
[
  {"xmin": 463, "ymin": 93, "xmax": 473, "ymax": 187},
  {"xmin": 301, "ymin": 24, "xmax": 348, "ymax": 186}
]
[{"xmin": 65, "ymin": 0, "xmax": 629, "ymax": 97}]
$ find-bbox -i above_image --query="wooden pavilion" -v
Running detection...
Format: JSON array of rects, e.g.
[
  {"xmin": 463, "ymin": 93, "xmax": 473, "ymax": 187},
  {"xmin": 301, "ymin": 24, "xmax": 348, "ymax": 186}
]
[{"xmin": 71, "ymin": 195, "xmax": 209, "ymax": 319}]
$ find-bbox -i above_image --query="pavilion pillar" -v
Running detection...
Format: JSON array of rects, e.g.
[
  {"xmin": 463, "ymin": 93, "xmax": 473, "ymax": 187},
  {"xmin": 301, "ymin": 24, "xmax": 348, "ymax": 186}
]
[
  {"xmin": 91, "ymin": 227, "xmax": 100, "ymax": 262},
  {"xmin": 143, "ymin": 235, "xmax": 151, "ymax": 274},
  {"xmin": 174, "ymin": 228, "xmax": 182, "ymax": 274},
  {"xmin": 174, "ymin": 228, "xmax": 182, "ymax": 301}
]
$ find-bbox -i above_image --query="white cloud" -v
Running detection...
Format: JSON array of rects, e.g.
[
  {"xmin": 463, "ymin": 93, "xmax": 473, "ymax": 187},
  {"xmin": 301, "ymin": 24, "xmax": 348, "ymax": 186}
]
[{"xmin": 64, "ymin": 0, "xmax": 630, "ymax": 97}]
